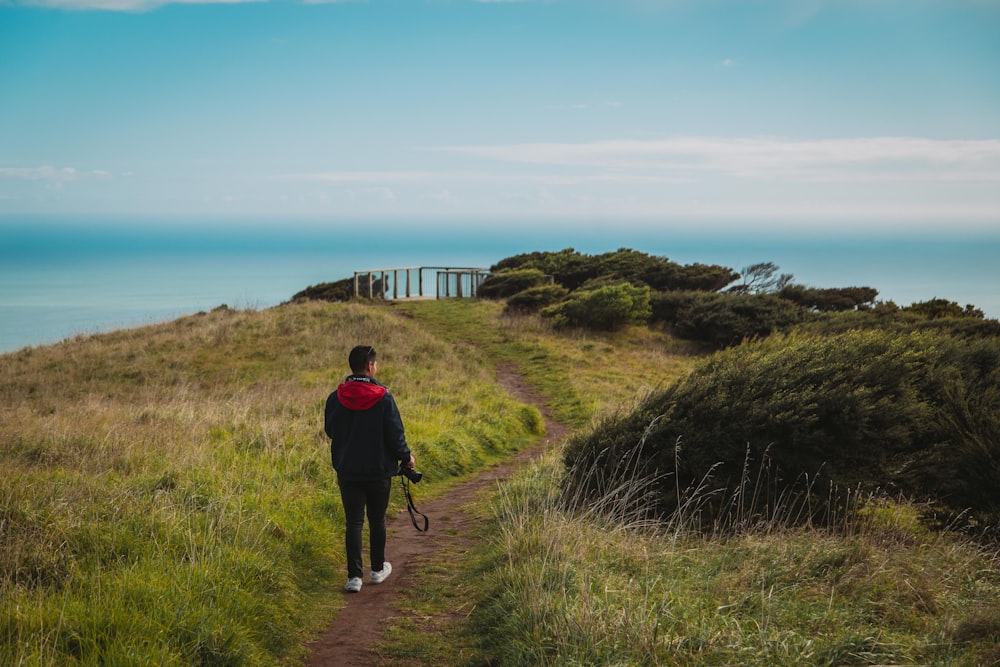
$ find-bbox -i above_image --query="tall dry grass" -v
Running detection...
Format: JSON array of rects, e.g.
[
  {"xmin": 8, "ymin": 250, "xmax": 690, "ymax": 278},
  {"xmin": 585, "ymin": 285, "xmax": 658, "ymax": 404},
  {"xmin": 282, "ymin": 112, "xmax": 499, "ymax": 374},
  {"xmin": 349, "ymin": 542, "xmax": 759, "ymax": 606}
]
[{"xmin": 475, "ymin": 446, "xmax": 1000, "ymax": 666}]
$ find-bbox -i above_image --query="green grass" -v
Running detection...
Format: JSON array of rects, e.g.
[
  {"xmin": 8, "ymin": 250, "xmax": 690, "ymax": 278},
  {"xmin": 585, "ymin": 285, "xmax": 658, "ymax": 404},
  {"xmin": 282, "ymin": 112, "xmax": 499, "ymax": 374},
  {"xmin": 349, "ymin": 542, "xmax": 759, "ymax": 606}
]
[
  {"xmin": 473, "ymin": 451, "xmax": 1000, "ymax": 666},
  {"xmin": 382, "ymin": 300, "xmax": 1000, "ymax": 667},
  {"xmin": 396, "ymin": 299, "xmax": 701, "ymax": 428},
  {"xmin": 0, "ymin": 301, "xmax": 541, "ymax": 665},
  {"xmin": 5, "ymin": 298, "xmax": 999, "ymax": 666}
]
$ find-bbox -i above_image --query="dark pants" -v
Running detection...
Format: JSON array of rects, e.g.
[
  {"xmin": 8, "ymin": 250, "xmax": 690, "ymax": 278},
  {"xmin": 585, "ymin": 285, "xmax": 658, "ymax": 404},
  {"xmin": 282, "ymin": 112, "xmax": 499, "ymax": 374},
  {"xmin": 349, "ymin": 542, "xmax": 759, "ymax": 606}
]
[{"xmin": 339, "ymin": 478, "xmax": 392, "ymax": 579}]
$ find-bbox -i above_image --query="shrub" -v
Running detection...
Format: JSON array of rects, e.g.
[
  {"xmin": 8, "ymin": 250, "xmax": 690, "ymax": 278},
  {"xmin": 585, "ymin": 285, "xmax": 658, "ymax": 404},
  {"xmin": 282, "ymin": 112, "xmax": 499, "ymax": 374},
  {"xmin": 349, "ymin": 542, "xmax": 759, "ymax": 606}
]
[
  {"xmin": 542, "ymin": 283, "xmax": 651, "ymax": 331},
  {"xmin": 642, "ymin": 261, "xmax": 738, "ymax": 292},
  {"xmin": 478, "ymin": 269, "xmax": 549, "ymax": 299},
  {"xmin": 492, "ymin": 248, "xmax": 737, "ymax": 293},
  {"xmin": 904, "ymin": 298, "xmax": 985, "ymax": 320},
  {"xmin": 651, "ymin": 291, "xmax": 808, "ymax": 348},
  {"xmin": 291, "ymin": 275, "xmax": 391, "ymax": 301},
  {"xmin": 291, "ymin": 278, "xmax": 355, "ymax": 302},
  {"xmin": 778, "ymin": 285, "xmax": 879, "ymax": 312},
  {"xmin": 796, "ymin": 309, "xmax": 1000, "ymax": 340},
  {"xmin": 649, "ymin": 290, "xmax": 703, "ymax": 323},
  {"xmin": 504, "ymin": 284, "xmax": 569, "ymax": 313},
  {"xmin": 492, "ymin": 249, "xmax": 597, "ymax": 290},
  {"xmin": 563, "ymin": 329, "xmax": 1000, "ymax": 531}
]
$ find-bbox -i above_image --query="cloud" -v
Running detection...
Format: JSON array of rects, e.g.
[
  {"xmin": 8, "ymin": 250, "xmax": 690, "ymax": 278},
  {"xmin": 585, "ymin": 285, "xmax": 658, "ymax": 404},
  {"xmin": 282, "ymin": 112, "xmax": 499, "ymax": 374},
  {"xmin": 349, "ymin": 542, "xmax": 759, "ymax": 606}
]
[
  {"xmin": 0, "ymin": 165, "xmax": 114, "ymax": 181},
  {"xmin": 277, "ymin": 170, "xmax": 443, "ymax": 184},
  {"xmin": 13, "ymin": 0, "xmax": 264, "ymax": 11},
  {"xmin": 0, "ymin": 165, "xmax": 79, "ymax": 181},
  {"xmin": 420, "ymin": 189, "xmax": 459, "ymax": 205},
  {"xmin": 433, "ymin": 136, "xmax": 1000, "ymax": 183},
  {"xmin": 276, "ymin": 168, "xmax": 694, "ymax": 188},
  {"xmin": 342, "ymin": 187, "xmax": 397, "ymax": 203},
  {"xmin": 299, "ymin": 0, "xmax": 367, "ymax": 5}
]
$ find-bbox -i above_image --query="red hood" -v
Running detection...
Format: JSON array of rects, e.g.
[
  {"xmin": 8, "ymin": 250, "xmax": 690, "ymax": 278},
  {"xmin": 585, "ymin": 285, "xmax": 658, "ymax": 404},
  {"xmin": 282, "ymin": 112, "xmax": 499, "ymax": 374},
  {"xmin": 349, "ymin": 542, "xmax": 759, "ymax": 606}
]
[{"xmin": 337, "ymin": 379, "xmax": 387, "ymax": 411}]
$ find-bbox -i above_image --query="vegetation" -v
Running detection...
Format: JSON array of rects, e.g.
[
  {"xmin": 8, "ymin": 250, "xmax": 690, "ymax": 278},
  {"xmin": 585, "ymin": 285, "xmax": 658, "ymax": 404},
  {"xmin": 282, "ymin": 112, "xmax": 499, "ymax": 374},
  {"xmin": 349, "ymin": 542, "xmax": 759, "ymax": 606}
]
[
  {"xmin": 485, "ymin": 248, "xmax": 1000, "ymax": 351},
  {"xmin": 563, "ymin": 328, "xmax": 1000, "ymax": 531},
  {"xmin": 5, "ymin": 249, "xmax": 1000, "ymax": 666},
  {"xmin": 477, "ymin": 268, "xmax": 550, "ymax": 299},
  {"xmin": 503, "ymin": 284, "xmax": 569, "ymax": 313},
  {"xmin": 493, "ymin": 247, "xmax": 737, "ymax": 293},
  {"xmin": 0, "ymin": 301, "xmax": 541, "ymax": 665},
  {"xmin": 652, "ymin": 290, "xmax": 807, "ymax": 348},
  {"xmin": 290, "ymin": 277, "xmax": 355, "ymax": 302},
  {"xmin": 387, "ymin": 301, "xmax": 1000, "ymax": 667},
  {"xmin": 296, "ymin": 248, "xmax": 994, "ymax": 350},
  {"xmin": 478, "ymin": 453, "xmax": 1000, "ymax": 667},
  {"xmin": 542, "ymin": 282, "xmax": 652, "ymax": 331}
]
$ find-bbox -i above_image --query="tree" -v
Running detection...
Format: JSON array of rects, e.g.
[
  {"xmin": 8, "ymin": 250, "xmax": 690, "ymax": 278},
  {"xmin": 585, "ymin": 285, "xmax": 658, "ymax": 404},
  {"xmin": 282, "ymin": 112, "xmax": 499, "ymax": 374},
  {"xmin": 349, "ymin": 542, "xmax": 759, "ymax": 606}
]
[{"xmin": 725, "ymin": 262, "xmax": 794, "ymax": 295}]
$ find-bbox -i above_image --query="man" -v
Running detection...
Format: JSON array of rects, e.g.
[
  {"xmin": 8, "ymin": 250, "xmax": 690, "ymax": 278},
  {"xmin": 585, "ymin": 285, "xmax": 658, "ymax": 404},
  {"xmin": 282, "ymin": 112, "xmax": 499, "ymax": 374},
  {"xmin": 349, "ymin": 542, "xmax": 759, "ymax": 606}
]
[{"xmin": 324, "ymin": 345, "xmax": 416, "ymax": 593}]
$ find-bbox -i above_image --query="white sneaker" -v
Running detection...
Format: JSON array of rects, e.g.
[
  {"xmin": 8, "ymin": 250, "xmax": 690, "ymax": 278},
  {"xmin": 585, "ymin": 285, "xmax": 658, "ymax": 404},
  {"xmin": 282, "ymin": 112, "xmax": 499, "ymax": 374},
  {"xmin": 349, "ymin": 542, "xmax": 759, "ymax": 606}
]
[
  {"xmin": 369, "ymin": 562, "xmax": 392, "ymax": 584},
  {"xmin": 344, "ymin": 577, "xmax": 363, "ymax": 593}
]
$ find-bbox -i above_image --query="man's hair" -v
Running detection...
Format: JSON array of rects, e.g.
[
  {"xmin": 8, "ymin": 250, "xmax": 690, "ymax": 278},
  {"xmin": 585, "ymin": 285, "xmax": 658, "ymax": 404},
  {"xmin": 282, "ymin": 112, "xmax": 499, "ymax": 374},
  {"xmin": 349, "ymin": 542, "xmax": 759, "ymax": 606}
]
[{"xmin": 348, "ymin": 345, "xmax": 376, "ymax": 374}]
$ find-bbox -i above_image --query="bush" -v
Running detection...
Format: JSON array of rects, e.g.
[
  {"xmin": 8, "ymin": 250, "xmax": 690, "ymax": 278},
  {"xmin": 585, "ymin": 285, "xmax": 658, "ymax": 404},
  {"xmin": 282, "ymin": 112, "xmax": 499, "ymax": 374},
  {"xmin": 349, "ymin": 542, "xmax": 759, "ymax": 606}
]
[
  {"xmin": 796, "ymin": 309, "xmax": 1000, "ymax": 340},
  {"xmin": 492, "ymin": 249, "xmax": 597, "ymax": 290},
  {"xmin": 651, "ymin": 291, "xmax": 808, "ymax": 348},
  {"xmin": 478, "ymin": 268, "xmax": 549, "ymax": 299},
  {"xmin": 904, "ymin": 298, "xmax": 985, "ymax": 320},
  {"xmin": 504, "ymin": 284, "xmax": 569, "ymax": 313},
  {"xmin": 650, "ymin": 290, "xmax": 704, "ymax": 323},
  {"xmin": 291, "ymin": 278, "xmax": 355, "ymax": 302},
  {"xmin": 542, "ymin": 283, "xmax": 651, "ymax": 331},
  {"xmin": 642, "ymin": 261, "xmax": 739, "ymax": 292},
  {"xmin": 492, "ymin": 248, "xmax": 737, "ymax": 293},
  {"xmin": 563, "ymin": 329, "xmax": 1000, "ymax": 531},
  {"xmin": 778, "ymin": 285, "xmax": 879, "ymax": 312}
]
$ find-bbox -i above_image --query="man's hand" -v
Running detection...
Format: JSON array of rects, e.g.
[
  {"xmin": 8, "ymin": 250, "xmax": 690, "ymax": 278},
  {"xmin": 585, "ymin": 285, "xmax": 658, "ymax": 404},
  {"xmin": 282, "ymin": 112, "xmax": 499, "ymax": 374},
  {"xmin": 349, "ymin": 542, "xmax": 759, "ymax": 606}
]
[{"xmin": 406, "ymin": 455, "xmax": 416, "ymax": 469}]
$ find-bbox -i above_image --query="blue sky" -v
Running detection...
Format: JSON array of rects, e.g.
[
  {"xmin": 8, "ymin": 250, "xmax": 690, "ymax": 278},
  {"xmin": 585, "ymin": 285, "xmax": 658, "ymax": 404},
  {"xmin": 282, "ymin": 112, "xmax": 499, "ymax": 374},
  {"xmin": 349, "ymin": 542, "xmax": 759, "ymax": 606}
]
[{"xmin": 1, "ymin": 0, "xmax": 999, "ymax": 233}]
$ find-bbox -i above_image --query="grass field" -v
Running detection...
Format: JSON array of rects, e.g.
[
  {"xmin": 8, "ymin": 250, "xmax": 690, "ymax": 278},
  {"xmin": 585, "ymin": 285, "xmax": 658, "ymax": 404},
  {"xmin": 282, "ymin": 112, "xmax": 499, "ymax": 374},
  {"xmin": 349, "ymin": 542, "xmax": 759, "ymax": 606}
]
[
  {"xmin": 0, "ymin": 301, "xmax": 540, "ymax": 665},
  {"xmin": 389, "ymin": 301, "xmax": 1000, "ymax": 667},
  {"xmin": 2, "ymin": 298, "xmax": 998, "ymax": 666}
]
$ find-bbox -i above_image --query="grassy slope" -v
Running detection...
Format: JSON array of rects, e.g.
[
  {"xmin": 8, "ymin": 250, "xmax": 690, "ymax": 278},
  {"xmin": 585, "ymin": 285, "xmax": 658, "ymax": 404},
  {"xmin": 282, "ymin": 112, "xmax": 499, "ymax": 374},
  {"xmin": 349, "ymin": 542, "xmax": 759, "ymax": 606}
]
[
  {"xmin": 394, "ymin": 299, "xmax": 702, "ymax": 429},
  {"xmin": 0, "ymin": 301, "xmax": 541, "ymax": 666},
  {"xmin": 387, "ymin": 301, "xmax": 1000, "ymax": 667},
  {"xmin": 4, "ymin": 299, "xmax": 999, "ymax": 666}
]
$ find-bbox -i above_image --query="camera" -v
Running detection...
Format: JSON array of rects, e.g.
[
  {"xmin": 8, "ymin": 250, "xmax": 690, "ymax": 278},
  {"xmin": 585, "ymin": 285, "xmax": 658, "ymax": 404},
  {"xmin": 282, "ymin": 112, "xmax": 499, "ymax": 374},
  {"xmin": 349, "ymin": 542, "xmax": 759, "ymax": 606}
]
[{"xmin": 399, "ymin": 465, "xmax": 423, "ymax": 483}]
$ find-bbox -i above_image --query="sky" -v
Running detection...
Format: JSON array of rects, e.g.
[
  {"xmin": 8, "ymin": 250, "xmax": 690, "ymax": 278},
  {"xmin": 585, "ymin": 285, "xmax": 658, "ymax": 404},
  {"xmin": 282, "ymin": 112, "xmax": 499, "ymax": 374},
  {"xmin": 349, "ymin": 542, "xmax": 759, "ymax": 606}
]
[{"xmin": 1, "ymin": 0, "xmax": 999, "ymax": 234}]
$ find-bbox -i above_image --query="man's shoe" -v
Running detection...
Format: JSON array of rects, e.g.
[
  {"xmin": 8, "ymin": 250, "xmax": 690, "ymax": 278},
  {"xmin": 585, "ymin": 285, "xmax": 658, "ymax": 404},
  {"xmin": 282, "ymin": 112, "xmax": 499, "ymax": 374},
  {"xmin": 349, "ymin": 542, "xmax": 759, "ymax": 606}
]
[
  {"xmin": 344, "ymin": 577, "xmax": 363, "ymax": 593},
  {"xmin": 370, "ymin": 562, "xmax": 392, "ymax": 584}
]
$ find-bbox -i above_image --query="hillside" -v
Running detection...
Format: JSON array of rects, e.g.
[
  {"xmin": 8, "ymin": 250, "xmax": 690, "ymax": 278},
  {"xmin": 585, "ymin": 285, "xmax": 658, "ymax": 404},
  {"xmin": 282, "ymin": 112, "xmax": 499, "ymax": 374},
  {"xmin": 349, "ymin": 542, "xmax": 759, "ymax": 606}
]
[
  {"xmin": 2, "ymin": 297, "xmax": 999, "ymax": 666},
  {"xmin": 0, "ymin": 300, "xmax": 549, "ymax": 665}
]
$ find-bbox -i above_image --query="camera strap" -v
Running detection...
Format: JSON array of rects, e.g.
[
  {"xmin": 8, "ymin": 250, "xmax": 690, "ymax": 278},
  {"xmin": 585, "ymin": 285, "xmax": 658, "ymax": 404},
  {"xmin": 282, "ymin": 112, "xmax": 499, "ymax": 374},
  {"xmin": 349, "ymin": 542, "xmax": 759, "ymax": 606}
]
[{"xmin": 400, "ymin": 476, "xmax": 429, "ymax": 532}]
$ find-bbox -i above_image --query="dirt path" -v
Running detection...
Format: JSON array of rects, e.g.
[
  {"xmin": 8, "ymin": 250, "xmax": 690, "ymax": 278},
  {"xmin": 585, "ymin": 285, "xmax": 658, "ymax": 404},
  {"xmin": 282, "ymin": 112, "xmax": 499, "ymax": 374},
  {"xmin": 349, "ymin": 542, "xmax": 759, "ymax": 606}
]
[{"xmin": 303, "ymin": 363, "xmax": 569, "ymax": 667}]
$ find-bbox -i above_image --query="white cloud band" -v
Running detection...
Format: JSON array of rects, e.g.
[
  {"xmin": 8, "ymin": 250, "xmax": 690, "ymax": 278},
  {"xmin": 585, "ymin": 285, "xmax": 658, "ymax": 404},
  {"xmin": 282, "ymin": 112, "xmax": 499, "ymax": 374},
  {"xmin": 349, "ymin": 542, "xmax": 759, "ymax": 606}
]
[
  {"xmin": 433, "ymin": 136, "xmax": 1000, "ymax": 183},
  {"xmin": 13, "ymin": 0, "xmax": 264, "ymax": 10}
]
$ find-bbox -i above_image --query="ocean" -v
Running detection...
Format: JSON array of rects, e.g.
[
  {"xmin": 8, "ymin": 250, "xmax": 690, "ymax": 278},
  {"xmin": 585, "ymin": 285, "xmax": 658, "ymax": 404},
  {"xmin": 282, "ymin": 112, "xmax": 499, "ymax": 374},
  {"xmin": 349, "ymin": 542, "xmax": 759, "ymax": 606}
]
[{"xmin": 2, "ymin": 218, "xmax": 998, "ymax": 354}]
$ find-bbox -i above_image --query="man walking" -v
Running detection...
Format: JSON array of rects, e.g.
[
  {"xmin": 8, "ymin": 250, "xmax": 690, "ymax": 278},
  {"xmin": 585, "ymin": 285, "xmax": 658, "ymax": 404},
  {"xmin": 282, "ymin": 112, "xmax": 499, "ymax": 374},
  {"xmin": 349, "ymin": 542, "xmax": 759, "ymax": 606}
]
[{"xmin": 324, "ymin": 345, "xmax": 416, "ymax": 593}]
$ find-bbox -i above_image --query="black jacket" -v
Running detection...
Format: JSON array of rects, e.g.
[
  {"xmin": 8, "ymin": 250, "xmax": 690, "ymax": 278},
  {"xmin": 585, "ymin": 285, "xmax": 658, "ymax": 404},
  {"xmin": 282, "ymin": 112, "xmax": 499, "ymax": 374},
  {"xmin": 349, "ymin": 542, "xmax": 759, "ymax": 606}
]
[{"xmin": 324, "ymin": 375, "xmax": 411, "ymax": 482}]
